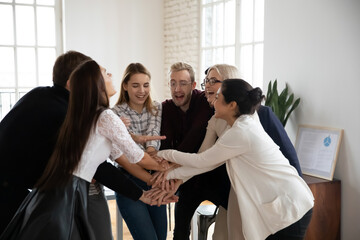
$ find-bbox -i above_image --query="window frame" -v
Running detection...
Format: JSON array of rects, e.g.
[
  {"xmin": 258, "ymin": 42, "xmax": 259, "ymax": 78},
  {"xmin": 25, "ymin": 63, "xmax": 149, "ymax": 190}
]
[
  {"xmin": 0, "ymin": 0, "xmax": 63, "ymax": 120},
  {"xmin": 199, "ymin": 0, "xmax": 264, "ymax": 88}
]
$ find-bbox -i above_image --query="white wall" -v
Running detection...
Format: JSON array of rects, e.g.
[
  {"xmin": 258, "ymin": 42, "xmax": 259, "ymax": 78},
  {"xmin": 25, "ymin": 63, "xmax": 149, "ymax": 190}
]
[
  {"xmin": 264, "ymin": 0, "xmax": 360, "ymax": 238},
  {"xmin": 63, "ymin": 0, "xmax": 165, "ymax": 105},
  {"xmin": 64, "ymin": 0, "xmax": 360, "ymax": 238}
]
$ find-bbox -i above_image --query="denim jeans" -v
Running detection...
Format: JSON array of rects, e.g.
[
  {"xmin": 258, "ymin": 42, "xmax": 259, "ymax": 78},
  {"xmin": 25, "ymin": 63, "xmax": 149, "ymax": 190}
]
[{"xmin": 115, "ymin": 169, "xmax": 167, "ymax": 240}]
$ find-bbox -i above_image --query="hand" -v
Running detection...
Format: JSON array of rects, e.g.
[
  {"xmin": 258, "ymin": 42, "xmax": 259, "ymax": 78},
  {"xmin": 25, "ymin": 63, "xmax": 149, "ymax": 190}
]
[
  {"xmin": 144, "ymin": 187, "xmax": 179, "ymax": 206},
  {"xmin": 146, "ymin": 147, "xmax": 158, "ymax": 157},
  {"xmin": 150, "ymin": 163, "xmax": 180, "ymax": 188},
  {"xmin": 131, "ymin": 133, "xmax": 166, "ymax": 144},
  {"xmin": 161, "ymin": 179, "xmax": 182, "ymax": 204},
  {"xmin": 150, "ymin": 171, "xmax": 167, "ymax": 189},
  {"xmin": 139, "ymin": 191, "xmax": 152, "ymax": 205},
  {"xmin": 120, "ymin": 116, "xmax": 131, "ymax": 127}
]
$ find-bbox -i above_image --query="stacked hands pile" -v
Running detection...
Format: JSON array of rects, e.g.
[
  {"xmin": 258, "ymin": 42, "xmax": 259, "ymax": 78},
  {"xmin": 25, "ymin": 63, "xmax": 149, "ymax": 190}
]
[
  {"xmin": 145, "ymin": 158, "xmax": 180, "ymax": 206},
  {"xmin": 122, "ymin": 120, "xmax": 180, "ymax": 206}
]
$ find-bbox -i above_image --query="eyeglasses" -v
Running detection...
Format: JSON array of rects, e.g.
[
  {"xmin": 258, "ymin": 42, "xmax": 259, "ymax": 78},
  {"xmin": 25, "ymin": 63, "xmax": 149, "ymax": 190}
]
[
  {"xmin": 169, "ymin": 80, "xmax": 192, "ymax": 89},
  {"xmin": 201, "ymin": 77, "xmax": 222, "ymax": 90}
]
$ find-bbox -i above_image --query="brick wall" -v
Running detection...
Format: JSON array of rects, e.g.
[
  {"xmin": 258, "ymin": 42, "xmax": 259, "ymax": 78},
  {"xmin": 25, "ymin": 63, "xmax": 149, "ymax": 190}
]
[{"xmin": 163, "ymin": 0, "xmax": 200, "ymax": 98}]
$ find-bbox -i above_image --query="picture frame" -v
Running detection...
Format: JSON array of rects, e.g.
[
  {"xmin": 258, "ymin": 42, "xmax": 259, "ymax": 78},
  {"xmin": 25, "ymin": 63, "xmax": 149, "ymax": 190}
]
[{"xmin": 295, "ymin": 124, "xmax": 344, "ymax": 180}]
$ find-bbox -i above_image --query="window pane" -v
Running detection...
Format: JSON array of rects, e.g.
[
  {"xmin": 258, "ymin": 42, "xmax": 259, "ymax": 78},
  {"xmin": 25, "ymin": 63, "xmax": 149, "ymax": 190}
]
[
  {"xmin": 253, "ymin": 43, "xmax": 263, "ymax": 88},
  {"xmin": 254, "ymin": 0, "xmax": 264, "ymax": 42},
  {"xmin": 202, "ymin": 0, "xmax": 213, "ymax": 4},
  {"xmin": 37, "ymin": 6, "xmax": 56, "ymax": 46},
  {"xmin": 17, "ymin": 47, "xmax": 36, "ymax": 87},
  {"xmin": 203, "ymin": 6, "xmax": 213, "ymax": 47},
  {"xmin": 0, "ymin": 5, "xmax": 14, "ymax": 45},
  {"xmin": 16, "ymin": 6, "xmax": 35, "ymax": 45},
  {"xmin": 224, "ymin": 46, "xmax": 235, "ymax": 65},
  {"xmin": 214, "ymin": 47, "xmax": 223, "ymax": 63},
  {"xmin": 15, "ymin": 0, "xmax": 34, "ymax": 3},
  {"xmin": 0, "ymin": 0, "xmax": 13, "ymax": 3},
  {"xmin": 240, "ymin": 45, "xmax": 253, "ymax": 83},
  {"xmin": 240, "ymin": 0, "xmax": 254, "ymax": 43},
  {"xmin": 37, "ymin": 0, "xmax": 55, "ymax": 6},
  {"xmin": 202, "ymin": 49, "xmax": 213, "ymax": 70},
  {"xmin": 224, "ymin": 0, "xmax": 235, "ymax": 45},
  {"xmin": 38, "ymin": 48, "xmax": 55, "ymax": 86},
  {"xmin": 214, "ymin": 2, "xmax": 223, "ymax": 46},
  {"xmin": 0, "ymin": 90, "xmax": 15, "ymax": 120},
  {"xmin": 0, "ymin": 47, "xmax": 15, "ymax": 87}
]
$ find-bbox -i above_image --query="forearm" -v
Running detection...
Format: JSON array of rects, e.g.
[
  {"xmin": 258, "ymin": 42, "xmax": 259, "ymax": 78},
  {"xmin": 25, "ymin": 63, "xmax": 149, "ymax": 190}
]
[
  {"xmin": 137, "ymin": 152, "xmax": 164, "ymax": 171},
  {"xmin": 115, "ymin": 155, "xmax": 152, "ymax": 185},
  {"xmin": 167, "ymin": 165, "xmax": 219, "ymax": 181},
  {"xmin": 93, "ymin": 161, "xmax": 142, "ymax": 201}
]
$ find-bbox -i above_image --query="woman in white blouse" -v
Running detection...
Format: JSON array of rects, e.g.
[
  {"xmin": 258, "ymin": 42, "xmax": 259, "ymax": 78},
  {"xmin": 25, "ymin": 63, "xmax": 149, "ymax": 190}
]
[
  {"xmin": 157, "ymin": 79, "xmax": 314, "ymax": 240},
  {"xmin": 0, "ymin": 60, "xmax": 169, "ymax": 240}
]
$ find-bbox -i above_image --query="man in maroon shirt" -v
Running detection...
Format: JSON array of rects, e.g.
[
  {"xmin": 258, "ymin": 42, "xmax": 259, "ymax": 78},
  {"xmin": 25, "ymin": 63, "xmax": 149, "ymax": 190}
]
[{"xmin": 160, "ymin": 62, "xmax": 227, "ymax": 240}]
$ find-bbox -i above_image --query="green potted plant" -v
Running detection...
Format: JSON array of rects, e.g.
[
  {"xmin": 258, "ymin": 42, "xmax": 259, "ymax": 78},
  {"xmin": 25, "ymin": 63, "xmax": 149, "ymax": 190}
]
[{"xmin": 265, "ymin": 79, "xmax": 300, "ymax": 127}]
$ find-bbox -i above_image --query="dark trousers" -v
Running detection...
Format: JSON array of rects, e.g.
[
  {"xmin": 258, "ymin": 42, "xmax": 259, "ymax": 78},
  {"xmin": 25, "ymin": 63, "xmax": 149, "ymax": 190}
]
[
  {"xmin": 173, "ymin": 164, "xmax": 230, "ymax": 240},
  {"xmin": 266, "ymin": 208, "xmax": 313, "ymax": 240},
  {"xmin": 0, "ymin": 184, "xmax": 29, "ymax": 235}
]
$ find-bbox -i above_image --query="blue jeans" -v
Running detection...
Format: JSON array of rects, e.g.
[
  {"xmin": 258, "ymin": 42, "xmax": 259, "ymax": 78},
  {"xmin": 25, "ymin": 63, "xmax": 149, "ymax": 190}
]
[{"xmin": 115, "ymin": 169, "xmax": 167, "ymax": 240}]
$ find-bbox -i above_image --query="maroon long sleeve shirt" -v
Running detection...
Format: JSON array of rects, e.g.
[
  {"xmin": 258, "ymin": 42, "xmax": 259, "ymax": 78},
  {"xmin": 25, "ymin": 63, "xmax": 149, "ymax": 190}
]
[{"xmin": 160, "ymin": 89, "xmax": 214, "ymax": 153}]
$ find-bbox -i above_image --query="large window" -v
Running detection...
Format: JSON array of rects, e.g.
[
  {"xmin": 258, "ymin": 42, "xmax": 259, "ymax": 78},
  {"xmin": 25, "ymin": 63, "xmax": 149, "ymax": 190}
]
[
  {"xmin": 0, "ymin": 0, "xmax": 62, "ymax": 120},
  {"xmin": 201, "ymin": 0, "xmax": 264, "ymax": 87}
]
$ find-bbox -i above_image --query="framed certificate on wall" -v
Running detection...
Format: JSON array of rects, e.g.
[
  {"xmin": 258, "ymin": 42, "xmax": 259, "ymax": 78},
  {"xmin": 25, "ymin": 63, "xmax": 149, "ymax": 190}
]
[{"xmin": 295, "ymin": 125, "xmax": 344, "ymax": 180}]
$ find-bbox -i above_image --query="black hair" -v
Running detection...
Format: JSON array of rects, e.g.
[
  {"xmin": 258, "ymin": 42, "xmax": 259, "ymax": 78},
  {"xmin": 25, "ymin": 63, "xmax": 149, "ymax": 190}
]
[{"xmin": 221, "ymin": 78, "xmax": 265, "ymax": 117}]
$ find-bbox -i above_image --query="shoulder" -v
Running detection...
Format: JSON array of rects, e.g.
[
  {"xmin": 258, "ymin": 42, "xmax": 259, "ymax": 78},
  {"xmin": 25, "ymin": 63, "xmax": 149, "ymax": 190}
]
[
  {"xmin": 152, "ymin": 100, "xmax": 162, "ymax": 109},
  {"xmin": 99, "ymin": 109, "xmax": 118, "ymax": 121},
  {"xmin": 218, "ymin": 123, "xmax": 249, "ymax": 148},
  {"xmin": 257, "ymin": 105, "xmax": 272, "ymax": 119},
  {"xmin": 162, "ymin": 98, "xmax": 173, "ymax": 107},
  {"xmin": 112, "ymin": 103, "xmax": 128, "ymax": 114},
  {"xmin": 192, "ymin": 89, "xmax": 209, "ymax": 105},
  {"xmin": 161, "ymin": 98, "xmax": 175, "ymax": 112},
  {"xmin": 192, "ymin": 89, "xmax": 206, "ymax": 99}
]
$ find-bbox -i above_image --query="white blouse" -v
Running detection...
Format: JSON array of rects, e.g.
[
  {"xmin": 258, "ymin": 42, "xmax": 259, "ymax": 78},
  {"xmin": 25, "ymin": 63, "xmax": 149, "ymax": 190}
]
[
  {"xmin": 158, "ymin": 114, "xmax": 314, "ymax": 240},
  {"xmin": 73, "ymin": 109, "xmax": 144, "ymax": 182}
]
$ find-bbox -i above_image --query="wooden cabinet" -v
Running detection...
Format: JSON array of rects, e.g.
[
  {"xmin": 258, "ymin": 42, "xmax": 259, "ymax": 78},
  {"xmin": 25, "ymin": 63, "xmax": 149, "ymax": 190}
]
[{"xmin": 304, "ymin": 175, "xmax": 341, "ymax": 240}]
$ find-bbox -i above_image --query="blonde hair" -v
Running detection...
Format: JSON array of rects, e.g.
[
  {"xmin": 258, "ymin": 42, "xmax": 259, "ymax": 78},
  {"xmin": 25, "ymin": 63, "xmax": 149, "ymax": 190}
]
[
  {"xmin": 206, "ymin": 64, "xmax": 241, "ymax": 80},
  {"xmin": 116, "ymin": 63, "xmax": 158, "ymax": 115},
  {"xmin": 169, "ymin": 62, "xmax": 195, "ymax": 82}
]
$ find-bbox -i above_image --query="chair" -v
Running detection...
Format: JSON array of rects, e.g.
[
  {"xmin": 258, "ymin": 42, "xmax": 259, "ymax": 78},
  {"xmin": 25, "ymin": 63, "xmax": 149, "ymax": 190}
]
[{"xmin": 196, "ymin": 204, "xmax": 218, "ymax": 240}]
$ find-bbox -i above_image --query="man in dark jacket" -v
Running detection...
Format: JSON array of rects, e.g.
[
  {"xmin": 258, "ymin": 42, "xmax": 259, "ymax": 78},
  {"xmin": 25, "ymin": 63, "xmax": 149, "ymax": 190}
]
[{"xmin": 0, "ymin": 51, "xmax": 144, "ymax": 235}]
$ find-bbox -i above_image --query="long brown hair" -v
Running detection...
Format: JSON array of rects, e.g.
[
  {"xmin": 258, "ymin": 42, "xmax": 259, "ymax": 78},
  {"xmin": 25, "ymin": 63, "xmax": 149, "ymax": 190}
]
[
  {"xmin": 116, "ymin": 63, "xmax": 158, "ymax": 115},
  {"xmin": 36, "ymin": 60, "xmax": 109, "ymax": 191}
]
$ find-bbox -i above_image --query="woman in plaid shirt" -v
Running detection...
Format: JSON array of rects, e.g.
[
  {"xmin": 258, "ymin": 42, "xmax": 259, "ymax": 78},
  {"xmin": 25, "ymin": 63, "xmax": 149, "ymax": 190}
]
[{"xmin": 111, "ymin": 63, "xmax": 167, "ymax": 240}]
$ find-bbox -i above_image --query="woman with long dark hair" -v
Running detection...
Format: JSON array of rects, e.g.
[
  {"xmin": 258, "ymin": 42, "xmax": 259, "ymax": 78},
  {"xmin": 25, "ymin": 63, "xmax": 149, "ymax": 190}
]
[
  {"xmin": 156, "ymin": 79, "xmax": 314, "ymax": 240},
  {"xmin": 0, "ymin": 60, "xmax": 168, "ymax": 240}
]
